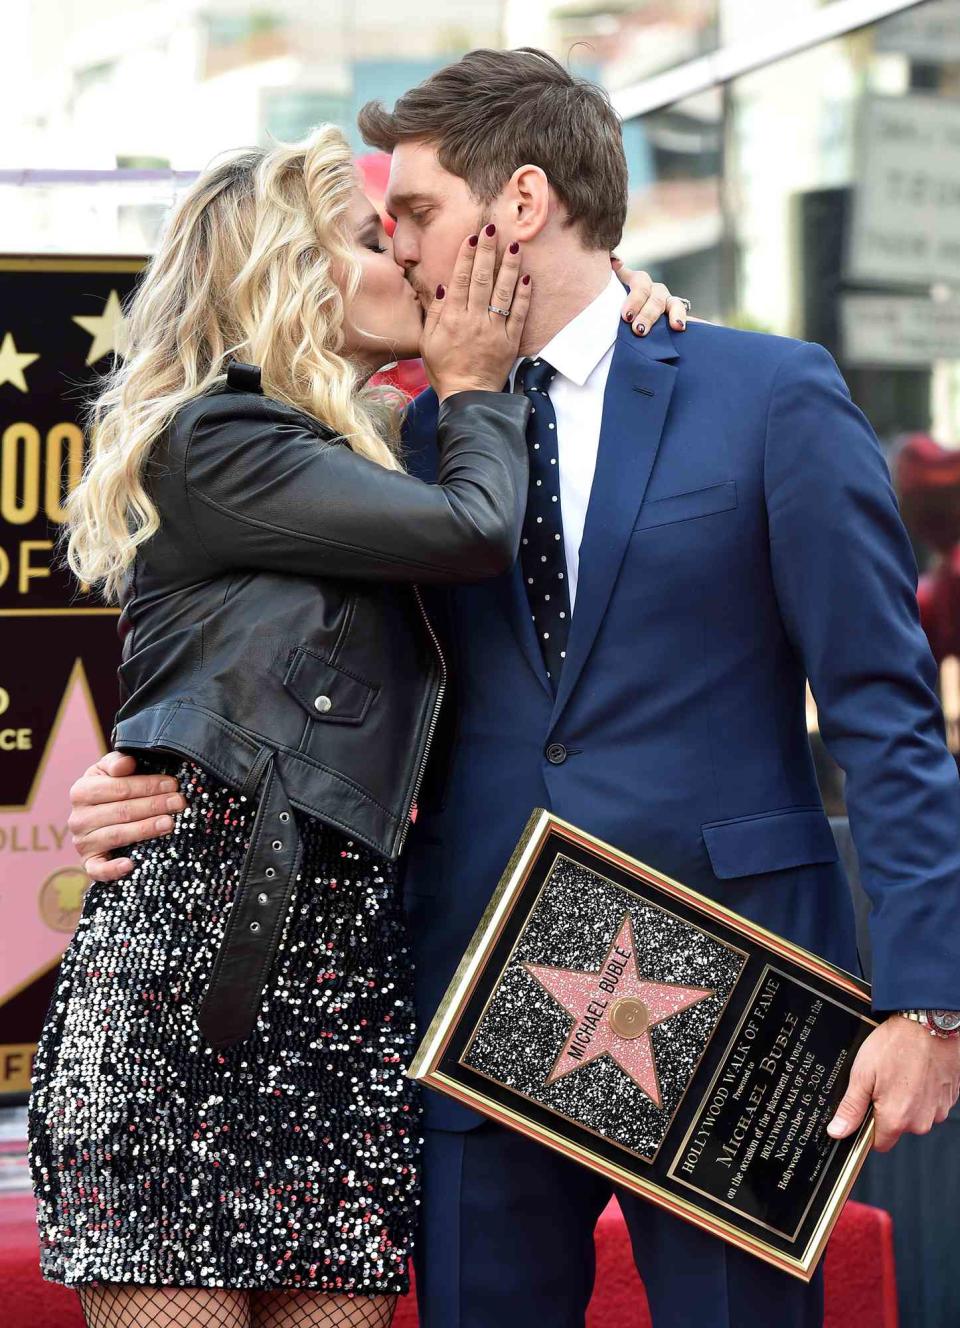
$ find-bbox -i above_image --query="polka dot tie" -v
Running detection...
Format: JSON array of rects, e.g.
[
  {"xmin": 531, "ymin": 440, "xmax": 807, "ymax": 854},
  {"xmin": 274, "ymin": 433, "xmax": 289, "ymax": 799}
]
[{"xmin": 516, "ymin": 356, "xmax": 570, "ymax": 690}]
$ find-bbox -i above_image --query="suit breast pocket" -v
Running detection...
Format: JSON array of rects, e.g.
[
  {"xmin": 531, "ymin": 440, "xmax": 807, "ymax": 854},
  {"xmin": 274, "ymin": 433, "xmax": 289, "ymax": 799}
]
[{"xmin": 633, "ymin": 480, "xmax": 737, "ymax": 533}]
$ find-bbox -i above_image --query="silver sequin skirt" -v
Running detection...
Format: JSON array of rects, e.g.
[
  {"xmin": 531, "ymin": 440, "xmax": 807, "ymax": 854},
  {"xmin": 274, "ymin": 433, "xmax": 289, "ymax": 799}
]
[{"xmin": 28, "ymin": 754, "xmax": 422, "ymax": 1293}]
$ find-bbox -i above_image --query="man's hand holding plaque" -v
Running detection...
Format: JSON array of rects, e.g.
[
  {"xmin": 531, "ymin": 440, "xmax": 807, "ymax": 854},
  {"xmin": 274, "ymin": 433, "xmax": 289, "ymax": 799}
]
[{"xmin": 827, "ymin": 1012, "xmax": 960, "ymax": 1151}]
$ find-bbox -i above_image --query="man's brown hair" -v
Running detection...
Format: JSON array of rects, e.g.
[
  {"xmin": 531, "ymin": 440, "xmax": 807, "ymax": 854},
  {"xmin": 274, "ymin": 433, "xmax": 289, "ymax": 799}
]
[{"xmin": 357, "ymin": 47, "xmax": 628, "ymax": 252}]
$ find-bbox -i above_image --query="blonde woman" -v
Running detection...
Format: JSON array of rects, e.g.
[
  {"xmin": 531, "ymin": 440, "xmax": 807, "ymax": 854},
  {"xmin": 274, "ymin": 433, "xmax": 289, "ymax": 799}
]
[{"xmin": 28, "ymin": 125, "xmax": 674, "ymax": 1328}]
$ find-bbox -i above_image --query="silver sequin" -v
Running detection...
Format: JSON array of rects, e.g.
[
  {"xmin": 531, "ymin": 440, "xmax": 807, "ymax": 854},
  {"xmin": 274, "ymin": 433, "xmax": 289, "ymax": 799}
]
[{"xmin": 28, "ymin": 756, "xmax": 422, "ymax": 1294}]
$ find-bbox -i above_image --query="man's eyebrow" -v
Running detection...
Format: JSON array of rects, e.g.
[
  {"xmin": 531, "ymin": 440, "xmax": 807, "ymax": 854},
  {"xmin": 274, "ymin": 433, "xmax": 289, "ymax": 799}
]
[{"xmin": 385, "ymin": 191, "xmax": 436, "ymax": 215}]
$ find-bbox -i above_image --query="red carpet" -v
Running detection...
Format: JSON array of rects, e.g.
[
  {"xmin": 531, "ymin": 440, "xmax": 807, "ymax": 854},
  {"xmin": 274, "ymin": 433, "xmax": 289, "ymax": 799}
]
[{"xmin": 1, "ymin": 1193, "xmax": 896, "ymax": 1327}]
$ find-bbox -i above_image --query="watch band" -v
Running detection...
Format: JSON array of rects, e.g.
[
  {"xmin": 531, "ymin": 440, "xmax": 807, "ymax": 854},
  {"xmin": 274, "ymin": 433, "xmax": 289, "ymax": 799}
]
[{"xmin": 897, "ymin": 1009, "xmax": 960, "ymax": 1040}]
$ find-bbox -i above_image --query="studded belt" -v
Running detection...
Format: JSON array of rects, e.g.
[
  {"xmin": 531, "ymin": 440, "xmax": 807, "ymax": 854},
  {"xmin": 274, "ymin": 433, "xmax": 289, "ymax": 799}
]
[{"xmin": 197, "ymin": 750, "xmax": 302, "ymax": 1048}]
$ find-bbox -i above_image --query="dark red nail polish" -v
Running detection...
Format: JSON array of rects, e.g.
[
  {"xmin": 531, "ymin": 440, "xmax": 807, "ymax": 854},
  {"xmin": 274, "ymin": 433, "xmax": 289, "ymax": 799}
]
[
  {"xmin": 638, "ymin": 324, "xmax": 646, "ymax": 335},
  {"xmin": 436, "ymin": 284, "xmax": 445, "ymax": 299},
  {"xmin": 509, "ymin": 241, "xmax": 520, "ymax": 255},
  {"xmin": 522, "ymin": 274, "xmax": 531, "ymax": 286},
  {"xmin": 624, "ymin": 310, "xmax": 634, "ymax": 320},
  {"xmin": 485, "ymin": 223, "xmax": 496, "ymax": 237},
  {"xmin": 468, "ymin": 234, "xmax": 479, "ymax": 247}
]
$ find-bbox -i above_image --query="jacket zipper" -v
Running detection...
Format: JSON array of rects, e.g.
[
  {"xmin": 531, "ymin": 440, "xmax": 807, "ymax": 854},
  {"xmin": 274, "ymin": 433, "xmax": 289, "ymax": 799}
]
[{"xmin": 396, "ymin": 585, "xmax": 447, "ymax": 855}]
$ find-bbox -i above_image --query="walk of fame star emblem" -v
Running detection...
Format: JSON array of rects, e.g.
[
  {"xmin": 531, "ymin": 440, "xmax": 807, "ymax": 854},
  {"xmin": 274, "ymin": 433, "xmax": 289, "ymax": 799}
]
[{"xmin": 524, "ymin": 913, "xmax": 713, "ymax": 1108}]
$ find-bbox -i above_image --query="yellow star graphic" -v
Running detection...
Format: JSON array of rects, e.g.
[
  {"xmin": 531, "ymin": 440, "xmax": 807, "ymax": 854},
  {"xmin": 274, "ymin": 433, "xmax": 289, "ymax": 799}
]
[
  {"xmin": 72, "ymin": 288, "xmax": 129, "ymax": 365},
  {"xmin": 0, "ymin": 331, "xmax": 40, "ymax": 392}
]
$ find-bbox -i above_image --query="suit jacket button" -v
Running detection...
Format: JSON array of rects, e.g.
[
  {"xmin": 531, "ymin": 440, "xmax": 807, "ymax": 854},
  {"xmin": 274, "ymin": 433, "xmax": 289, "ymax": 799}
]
[
  {"xmin": 545, "ymin": 743, "xmax": 568, "ymax": 765},
  {"xmin": 314, "ymin": 695, "xmax": 333, "ymax": 713}
]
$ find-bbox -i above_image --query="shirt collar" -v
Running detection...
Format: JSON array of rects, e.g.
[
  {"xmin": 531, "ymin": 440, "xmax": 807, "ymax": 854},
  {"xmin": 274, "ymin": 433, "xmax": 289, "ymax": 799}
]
[{"xmin": 512, "ymin": 271, "xmax": 624, "ymax": 390}]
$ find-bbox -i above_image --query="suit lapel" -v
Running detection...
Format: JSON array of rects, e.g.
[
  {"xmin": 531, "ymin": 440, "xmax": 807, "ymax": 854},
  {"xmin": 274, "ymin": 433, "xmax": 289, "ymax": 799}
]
[
  {"xmin": 402, "ymin": 387, "xmax": 441, "ymax": 482},
  {"xmin": 406, "ymin": 384, "xmax": 553, "ymax": 695},
  {"xmin": 490, "ymin": 558, "xmax": 554, "ymax": 697},
  {"xmin": 551, "ymin": 319, "xmax": 679, "ymax": 723}
]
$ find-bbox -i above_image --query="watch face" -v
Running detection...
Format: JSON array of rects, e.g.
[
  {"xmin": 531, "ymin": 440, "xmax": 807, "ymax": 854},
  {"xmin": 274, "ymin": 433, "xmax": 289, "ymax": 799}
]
[{"xmin": 931, "ymin": 1010, "xmax": 960, "ymax": 1032}]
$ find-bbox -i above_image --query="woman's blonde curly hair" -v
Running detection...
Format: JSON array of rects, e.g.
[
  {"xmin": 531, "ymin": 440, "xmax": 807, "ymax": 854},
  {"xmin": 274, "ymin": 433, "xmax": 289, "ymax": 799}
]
[{"xmin": 65, "ymin": 124, "xmax": 404, "ymax": 605}]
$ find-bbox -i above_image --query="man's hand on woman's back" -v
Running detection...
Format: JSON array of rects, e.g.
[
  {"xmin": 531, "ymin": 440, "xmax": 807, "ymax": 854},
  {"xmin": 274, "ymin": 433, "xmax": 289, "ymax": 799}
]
[{"xmin": 69, "ymin": 751, "xmax": 185, "ymax": 881}]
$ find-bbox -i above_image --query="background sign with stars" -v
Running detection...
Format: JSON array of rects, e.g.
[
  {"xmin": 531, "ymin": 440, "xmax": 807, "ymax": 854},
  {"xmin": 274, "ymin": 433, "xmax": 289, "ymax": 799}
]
[{"xmin": 0, "ymin": 255, "xmax": 145, "ymax": 1100}]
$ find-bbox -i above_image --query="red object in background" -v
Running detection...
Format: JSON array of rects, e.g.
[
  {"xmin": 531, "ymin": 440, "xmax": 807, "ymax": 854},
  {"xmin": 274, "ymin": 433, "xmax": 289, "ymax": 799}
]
[
  {"xmin": 356, "ymin": 151, "xmax": 393, "ymax": 231},
  {"xmin": 914, "ymin": 543, "xmax": 960, "ymax": 666},
  {"xmin": 0, "ymin": 1193, "xmax": 897, "ymax": 1328},
  {"xmin": 897, "ymin": 433, "xmax": 960, "ymax": 556},
  {"xmin": 373, "ymin": 356, "xmax": 430, "ymax": 399},
  {"xmin": 357, "ymin": 151, "xmax": 429, "ymax": 401},
  {"xmin": 896, "ymin": 433, "xmax": 960, "ymax": 664}
]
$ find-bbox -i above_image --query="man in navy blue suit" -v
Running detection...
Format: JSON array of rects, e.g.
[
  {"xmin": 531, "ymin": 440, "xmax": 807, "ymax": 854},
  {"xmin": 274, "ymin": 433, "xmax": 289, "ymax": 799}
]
[{"xmin": 71, "ymin": 47, "xmax": 960, "ymax": 1328}]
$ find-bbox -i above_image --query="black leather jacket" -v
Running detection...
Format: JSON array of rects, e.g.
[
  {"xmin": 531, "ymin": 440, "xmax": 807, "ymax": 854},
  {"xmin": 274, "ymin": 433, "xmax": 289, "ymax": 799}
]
[{"xmin": 111, "ymin": 364, "xmax": 530, "ymax": 863}]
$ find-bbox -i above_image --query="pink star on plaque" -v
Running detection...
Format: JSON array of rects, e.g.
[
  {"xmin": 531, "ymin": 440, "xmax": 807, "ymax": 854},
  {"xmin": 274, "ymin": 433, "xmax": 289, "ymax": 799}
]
[{"xmin": 524, "ymin": 914, "xmax": 713, "ymax": 1108}]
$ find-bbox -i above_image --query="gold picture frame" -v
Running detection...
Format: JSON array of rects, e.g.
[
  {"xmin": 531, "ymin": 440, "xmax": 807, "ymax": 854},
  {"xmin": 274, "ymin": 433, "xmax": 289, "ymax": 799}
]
[{"xmin": 411, "ymin": 809, "xmax": 876, "ymax": 1280}]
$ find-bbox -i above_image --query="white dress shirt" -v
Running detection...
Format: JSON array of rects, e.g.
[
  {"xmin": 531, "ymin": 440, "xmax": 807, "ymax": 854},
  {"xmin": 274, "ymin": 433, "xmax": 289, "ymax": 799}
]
[{"xmin": 511, "ymin": 272, "xmax": 623, "ymax": 610}]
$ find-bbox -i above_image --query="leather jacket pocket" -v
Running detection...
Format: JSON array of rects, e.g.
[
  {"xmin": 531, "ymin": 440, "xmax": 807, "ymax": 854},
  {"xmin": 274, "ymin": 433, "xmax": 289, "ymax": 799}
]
[
  {"xmin": 283, "ymin": 646, "xmax": 378, "ymax": 726},
  {"xmin": 701, "ymin": 805, "xmax": 838, "ymax": 880}
]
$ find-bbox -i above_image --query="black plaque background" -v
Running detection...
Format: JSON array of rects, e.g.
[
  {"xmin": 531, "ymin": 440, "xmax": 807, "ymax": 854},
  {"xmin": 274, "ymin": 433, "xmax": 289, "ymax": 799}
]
[
  {"xmin": 0, "ymin": 257, "xmax": 143, "ymax": 1101},
  {"xmin": 667, "ymin": 963, "xmax": 868, "ymax": 1240},
  {"xmin": 433, "ymin": 826, "xmax": 875, "ymax": 1262}
]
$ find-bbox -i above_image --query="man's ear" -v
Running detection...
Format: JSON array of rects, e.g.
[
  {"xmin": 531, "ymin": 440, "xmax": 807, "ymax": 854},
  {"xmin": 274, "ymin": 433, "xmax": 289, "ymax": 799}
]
[{"xmin": 505, "ymin": 164, "xmax": 551, "ymax": 242}]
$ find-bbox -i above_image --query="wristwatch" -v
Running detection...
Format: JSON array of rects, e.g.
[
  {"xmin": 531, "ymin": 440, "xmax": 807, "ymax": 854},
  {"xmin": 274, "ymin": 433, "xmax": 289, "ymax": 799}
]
[{"xmin": 897, "ymin": 1009, "xmax": 960, "ymax": 1040}]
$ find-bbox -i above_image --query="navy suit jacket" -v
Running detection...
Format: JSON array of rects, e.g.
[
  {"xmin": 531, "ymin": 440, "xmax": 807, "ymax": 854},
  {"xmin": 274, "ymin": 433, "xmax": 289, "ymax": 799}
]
[{"xmin": 400, "ymin": 316, "xmax": 960, "ymax": 1132}]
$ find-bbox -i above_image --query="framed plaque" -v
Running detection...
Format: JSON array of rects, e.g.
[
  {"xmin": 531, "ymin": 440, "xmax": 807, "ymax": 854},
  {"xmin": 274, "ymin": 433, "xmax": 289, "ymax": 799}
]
[{"xmin": 410, "ymin": 810, "xmax": 876, "ymax": 1280}]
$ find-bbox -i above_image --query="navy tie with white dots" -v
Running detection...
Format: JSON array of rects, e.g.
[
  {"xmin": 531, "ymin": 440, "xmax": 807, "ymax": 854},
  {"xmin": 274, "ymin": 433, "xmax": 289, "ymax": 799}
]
[{"xmin": 515, "ymin": 356, "xmax": 570, "ymax": 690}]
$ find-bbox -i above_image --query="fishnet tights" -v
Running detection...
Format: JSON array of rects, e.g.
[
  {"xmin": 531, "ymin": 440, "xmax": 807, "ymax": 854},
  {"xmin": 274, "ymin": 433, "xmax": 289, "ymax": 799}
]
[{"xmin": 78, "ymin": 1284, "xmax": 398, "ymax": 1328}]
